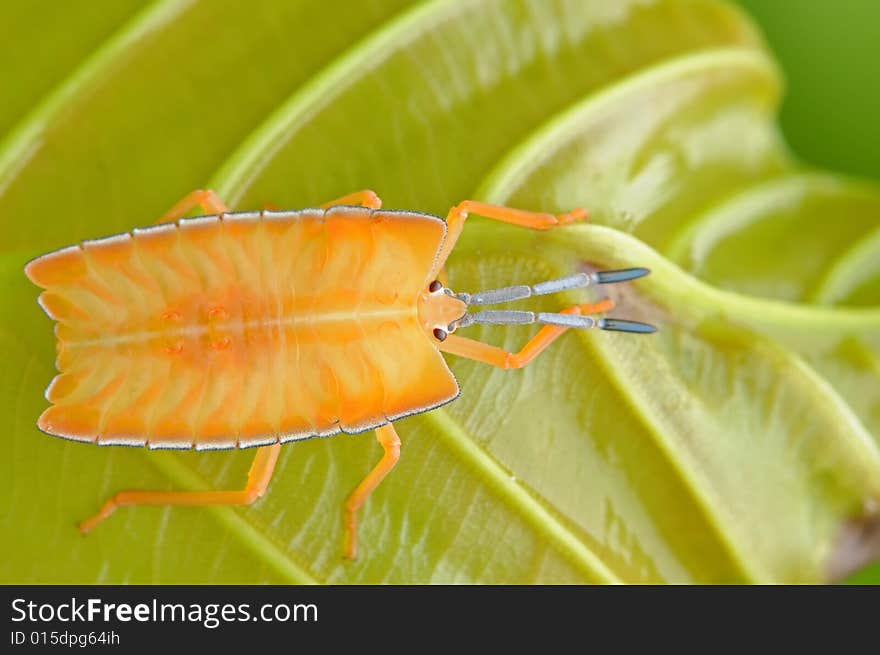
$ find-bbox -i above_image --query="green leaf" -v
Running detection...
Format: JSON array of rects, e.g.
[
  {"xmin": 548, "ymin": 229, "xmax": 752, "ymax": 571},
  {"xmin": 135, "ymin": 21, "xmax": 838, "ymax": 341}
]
[
  {"xmin": 1, "ymin": 0, "xmax": 878, "ymax": 583},
  {"xmin": 0, "ymin": 0, "xmax": 149, "ymax": 141}
]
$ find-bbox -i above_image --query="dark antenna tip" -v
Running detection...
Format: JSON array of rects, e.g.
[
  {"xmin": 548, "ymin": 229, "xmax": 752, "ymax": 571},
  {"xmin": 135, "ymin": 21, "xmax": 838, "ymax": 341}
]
[
  {"xmin": 598, "ymin": 318, "xmax": 657, "ymax": 334},
  {"xmin": 595, "ymin": 268, "xmax": 650, "ymax": 284}
]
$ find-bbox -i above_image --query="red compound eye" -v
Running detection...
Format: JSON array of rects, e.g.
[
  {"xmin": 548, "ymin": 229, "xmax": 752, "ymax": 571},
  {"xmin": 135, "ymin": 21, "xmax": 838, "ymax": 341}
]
[
  {"xmin": 429, "ymin": 280, "xmax": 442, "ymax": 292},
  {"xmin": 432, "ymin": 328, "xmax": 447, "ymax": 341}
]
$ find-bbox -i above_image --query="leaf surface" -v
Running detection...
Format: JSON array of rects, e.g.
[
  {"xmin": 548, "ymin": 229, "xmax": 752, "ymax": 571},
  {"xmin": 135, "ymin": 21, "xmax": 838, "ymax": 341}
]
[{"xmin": 1, "ymin": 0, "xmax": 878, "ymax": 583}]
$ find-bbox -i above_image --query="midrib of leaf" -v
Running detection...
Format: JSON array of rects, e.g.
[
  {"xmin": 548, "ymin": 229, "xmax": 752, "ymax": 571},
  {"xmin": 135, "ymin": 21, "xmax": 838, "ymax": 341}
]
[
  {"xmin": 811, "ymin": 226, "xmax": 880, "ymax": 305},
  {"xmin": 0, "ymin": 0, "xmax": 194, "ymax": 200},
  {"xmin": 473, "ymin": 47, "xmax": 782, "ymax": 210},
  {"xmin": 209, "ymin": 0, "xmax": 468, "ymax": 204},
  {"xmin": 654, "ymin": 170, "xmax": 880, "ymax": 446},
  {"xmin": 424, "ymin": 409, "xmax": 620, "ymax": 583},
  {"xmin": 144, "ymin": 452, "xmax": 319, "ymax": 584},
  {"xmin": 542, "ymin": 225, "xmax": 880, "ymax": 338},
  {"xmin": 538, "ymin": 225, "xmax": 880, "ymax": 441}
]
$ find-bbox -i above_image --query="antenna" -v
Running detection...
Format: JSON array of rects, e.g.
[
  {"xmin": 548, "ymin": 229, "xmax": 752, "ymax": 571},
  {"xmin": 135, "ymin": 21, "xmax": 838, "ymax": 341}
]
[
  {"xmin": 449, "ymin": 268, "xmax": 656, "ymax": 333},
  {"xmin": 453, "ymin": 268, "xmax": 650, "ymax": 306},
  {"xmin": 454, "ymin": 310, "xmax": 656, "ymax": 333}
]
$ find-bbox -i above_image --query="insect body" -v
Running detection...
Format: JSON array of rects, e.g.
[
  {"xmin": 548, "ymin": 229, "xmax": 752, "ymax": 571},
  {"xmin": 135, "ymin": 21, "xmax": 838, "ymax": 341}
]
[{"xmin": 25, "ymin": 189, "xmax": 655, "ymax": 558}]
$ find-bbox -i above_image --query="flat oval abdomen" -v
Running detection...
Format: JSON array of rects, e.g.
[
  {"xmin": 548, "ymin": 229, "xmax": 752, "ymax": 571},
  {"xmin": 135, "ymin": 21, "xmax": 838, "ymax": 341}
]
[{"xmin": 26, "ymin": 207, "xmax": 458, "ymax": 449}]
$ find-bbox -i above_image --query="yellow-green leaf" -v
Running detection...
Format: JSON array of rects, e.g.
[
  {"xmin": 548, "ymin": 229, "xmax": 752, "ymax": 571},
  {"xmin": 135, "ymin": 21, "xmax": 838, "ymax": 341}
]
[{"xmin": 1, "ymin": 0, "xmax": 878, "ymax": 584}]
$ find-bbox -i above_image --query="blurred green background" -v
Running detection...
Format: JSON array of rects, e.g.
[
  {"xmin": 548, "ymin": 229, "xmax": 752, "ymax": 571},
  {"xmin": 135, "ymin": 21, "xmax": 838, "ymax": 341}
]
[
  {"xmin": 737, "ymin": 0, "xmax": 880, "ymax": 583},
  {"xmin": 738, "ymin": 0, "xmax": 880, "ymax": 180}
]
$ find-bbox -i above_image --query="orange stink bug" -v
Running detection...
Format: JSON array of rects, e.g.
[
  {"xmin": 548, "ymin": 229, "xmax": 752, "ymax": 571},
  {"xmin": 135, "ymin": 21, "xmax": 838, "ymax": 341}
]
[{"xmin": 24, "ymin": 189, "xmax": 655, "ymax": 558}]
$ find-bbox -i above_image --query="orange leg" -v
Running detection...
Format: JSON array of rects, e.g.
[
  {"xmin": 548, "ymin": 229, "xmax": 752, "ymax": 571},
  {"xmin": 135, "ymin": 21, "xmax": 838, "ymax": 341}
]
[
  {"xmin": 434, "ymin": 200, "xmax": 588, "ymax": 273},
  {"xmin": 438, "ymin": 300, "xmax": 613, "ymax": 369},
  {"xmin": 78, "ymin": 443, "xmax": 282, "ymax": 533},
  {"xmin": 154, "ymin": 189, "xmax": 230, "ymax": 225},
  {"xmin": 319, "ymin": 189, "xmax": 382, "ymax": 210},
  {"xmin": 265, "ymin": 190, "xmax": 382, "ymax": 212},
  {"xmin": 344, "ymin": 423, "xmax": 401, "ymax": 560}
]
